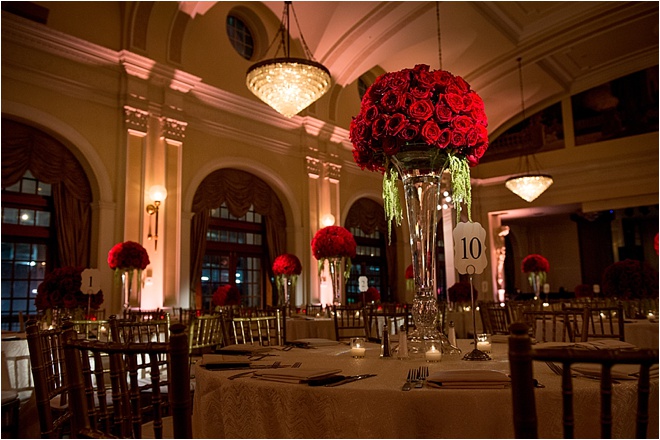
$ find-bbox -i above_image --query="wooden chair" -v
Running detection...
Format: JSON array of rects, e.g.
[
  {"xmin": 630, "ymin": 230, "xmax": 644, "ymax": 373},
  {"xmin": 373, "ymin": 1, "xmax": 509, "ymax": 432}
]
[
  {"xmin": 25, "ymin": 319, "xmax": 71, "ymax": 438},
  {"xmin": 123, "ymin": 309, "xmax": 169, "ymax": 323},
  {"xmin": 508, "ymin": 322, "xmax": 658, "ymax": 438},
  {"xmin": 109, "ymin": 315, "xmax": 170, "ymax": 344},
  {"xmin": 67, "ymin": 319, "xmax": 110, "ymax": 341},
  {"xmin": 563, "ymin": 304, "xmax": 625, "ymax": 342},
  {"xmin": 363, "ymin": 304, "xmax": 410, "ymax": 342},
  {"xmin": 188, "ymin": 314, "xmax": 225, "ymax": 357},
  {"xmin": 1, "ymin": 391, "xmax": 20, "ymax": 438},
  {"xmin": 479, "ymin": 301, "xmax": 512, "ymax": 335},
  {"xmin": 230, "ymin": 311, "xmax": 284, "ymax": 346},
  {"xmin": 305, "ymin": 304, "xmax": 325, "ymax": 317},
  {"xmin": 520, "ymin": 309, "xmax": 588, "ymax": 343},
  {"xmin": 62, "ymin": 320, "xmax": 191, "ymax": 438},
  {"xmin": 331, "ymin": 305, "xmax": 367, "ymax": 341}
]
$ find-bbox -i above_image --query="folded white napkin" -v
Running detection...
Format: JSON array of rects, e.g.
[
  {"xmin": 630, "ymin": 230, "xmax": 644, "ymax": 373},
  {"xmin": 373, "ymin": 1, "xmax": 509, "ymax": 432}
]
[
  {"xmin": 571, "ymin": 363, "xmax": 659, "ymax": 380},
  {"xmin": 292, "ymin": 338, "xmax": 339, "ymax": 347},
  {"xmin": 426, "ymin": 370, "xmax": 511, "ymax": 389},
  {"xmin": 253, "ymin": 368, "xmax": 342, "ymax": 384},
  {"xmin": 201, "ymin": 354, "xmax": 251, "ymax": 369}
]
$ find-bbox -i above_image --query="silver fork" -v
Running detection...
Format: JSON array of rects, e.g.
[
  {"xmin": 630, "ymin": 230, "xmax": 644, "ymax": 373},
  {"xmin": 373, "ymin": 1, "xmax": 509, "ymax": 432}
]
[
  {"xmin": 402, "ymin": 368, "xmax": 414, "ymax": 391},
  {"xmin": 414, "ymin": 366, "xmax": 429, "ymax": 388}
]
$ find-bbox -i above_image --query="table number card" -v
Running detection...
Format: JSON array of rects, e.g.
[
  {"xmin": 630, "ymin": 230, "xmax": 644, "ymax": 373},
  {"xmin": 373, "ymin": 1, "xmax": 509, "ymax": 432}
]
[
  {"xmin": 81, "ymin": 268, "xmax": 101, "ymax": 294},
  {"xmin": 452, "ymin": 222, "xmax": 487, "ymax": 275}
]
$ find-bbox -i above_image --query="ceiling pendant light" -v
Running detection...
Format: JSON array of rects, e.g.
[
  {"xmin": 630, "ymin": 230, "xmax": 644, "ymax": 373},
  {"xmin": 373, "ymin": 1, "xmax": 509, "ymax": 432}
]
[
  {"xmin": 246, "ymin": 1, "xmax": 331, "ymax": 118},
  {"xmin": 505, "ymin": 57, "xmax": 553, "ymax": 202}
]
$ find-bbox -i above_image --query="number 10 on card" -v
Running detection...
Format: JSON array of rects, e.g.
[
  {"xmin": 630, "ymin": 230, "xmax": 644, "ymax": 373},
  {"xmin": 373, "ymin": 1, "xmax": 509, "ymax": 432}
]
[{"xmin": 452, "ymin": 222, "xmax": 488, "ymax": 275}]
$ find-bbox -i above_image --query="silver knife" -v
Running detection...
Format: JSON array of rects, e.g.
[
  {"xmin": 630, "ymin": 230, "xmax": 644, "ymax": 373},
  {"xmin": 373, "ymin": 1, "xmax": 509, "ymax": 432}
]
[{"xmin": 325, "ymin": 374, "xmax": 377, "ymax": 387}]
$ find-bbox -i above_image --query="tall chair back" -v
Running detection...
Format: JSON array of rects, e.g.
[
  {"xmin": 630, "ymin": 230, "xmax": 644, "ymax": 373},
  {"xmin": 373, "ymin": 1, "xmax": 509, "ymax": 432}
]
[{"xmin": 331, "ymin": 305, "xmax": 367, "ymax": 341}]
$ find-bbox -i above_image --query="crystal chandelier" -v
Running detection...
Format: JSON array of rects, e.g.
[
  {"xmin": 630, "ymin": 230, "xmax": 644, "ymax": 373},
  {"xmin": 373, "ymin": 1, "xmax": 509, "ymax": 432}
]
[
  {"xmin": 246, "ymin": 2, "xmax": 331, "ymax": 118},
  {"xmin": 505, "ymin": 57, "xmax": 553, "ymax": 202}
]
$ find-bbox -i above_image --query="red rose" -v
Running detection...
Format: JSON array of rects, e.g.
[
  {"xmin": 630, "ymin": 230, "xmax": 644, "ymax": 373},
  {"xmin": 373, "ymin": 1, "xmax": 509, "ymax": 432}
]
[
  {"xmin": 521, "ymin": 254, "xmax": 550, "ymax": 273},
  {"xmin": 386, "ymin": 113, "xmax": 408, "ymax": 137},
  {"xmin": 434, "ymin": 102, "xmax": 453, "ymax": 123},
  {"xmin": 448, "ymin": 281, "xmax": 476, "ymax": 303},
  {"xmin": 420, "ymin": 120, "xmax": 441, "ymax": 145},
  {"xmin": 108, "ymin": 241, "xmax": 150, "ymax": 271},
  {"xmin": 437, "ymin": 129, "xmax": 451, "ymax": 149},
  {"xmin": 405, "ymin": 264, "xmax": 414, "ymax": 279},
  {"xmin": 451, "ymin": 115, "xmax": 473, "ymax": 134},
  {"xmin": 213, "ymin": 284, "xmax": 242, "ymax": 306},
  {"xmin": 364, "ymin": 105, "xmax": 379, "ymax": 123},
  {"xmin": 386, "ymin": 71, "xmax": 410, "ymax": 92},
  {"xmin": 381, "ymin": 90, "xmax": 403, "ymax": 112},
  {"xmin": 408, "ymin": 100, "xmax": 434, "ymax": 121},
  {"xmin": 372, "ymin": 116, "xmax": 388, "ymax": 139},
  {"xmin": 365, "ymin": 287, "xmax": 381, "ymax": 303},
  {"xmin": 444, "ymin": 93, "xmax": 464, "ymax": 113}
]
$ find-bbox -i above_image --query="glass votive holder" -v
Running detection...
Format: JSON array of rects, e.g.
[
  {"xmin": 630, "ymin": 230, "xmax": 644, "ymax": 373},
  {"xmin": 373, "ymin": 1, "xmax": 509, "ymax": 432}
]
[
  {"xmin": 476, "ymin": 333, "xmax": 492, "ymax": 353},
  {"xmin": 350, "ymin": 337, "xmax": 366, "ymax": 358},
  {"xmin": 425, "ymin": 342, "xmax": 442, "ymax": 362}
]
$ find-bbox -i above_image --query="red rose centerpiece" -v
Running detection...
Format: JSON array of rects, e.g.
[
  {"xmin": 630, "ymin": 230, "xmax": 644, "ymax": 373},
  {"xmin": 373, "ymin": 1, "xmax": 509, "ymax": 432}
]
[
  {"xmin": 365, "ymin": 286, "xmax": 381, "ymax": 304},
  {"xmin": 447, "ymin": 281, "xmax": 477, "ymax": 304},
  {"xmin": 108, "ymin": 241, "xmax": 150, "ymax": 310},
  {"xmin": 350, "ymin": 64, "xmax": 489, "ymax": 353},
  {"xmin": 602, "ymin": 259, "xmax": 658, "ymax": 300},
  {"xmin": 212, "ymin": 284, "xmax": 242, "ymax": 307},
  {"xmin": 35, "ymin": 266, "xmax": 104, "ymax": 326},
  {"xmin": 311, "ymin": 226, "xmax": 356, "ymax": 305},
  {"xmin": 521, "ymin": 254, "xmax": 550, "ymax": 298},
  {"xmin": 272, "ymin": 253, "xmax": 302, "ymax": 310}
]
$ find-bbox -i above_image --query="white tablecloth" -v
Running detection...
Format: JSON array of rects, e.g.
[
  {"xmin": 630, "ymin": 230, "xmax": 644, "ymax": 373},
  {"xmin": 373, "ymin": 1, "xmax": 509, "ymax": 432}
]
[
  {"xmin": 285, "ymin": 317, "xmax": 336, "ymax": 341},
  {"xmin": 192, "ymin": 339, "xmax": 658, "ymax": 438},
  {"xmin": 624, "ymin": 319, "xmax": 659, "ymax": 349}
]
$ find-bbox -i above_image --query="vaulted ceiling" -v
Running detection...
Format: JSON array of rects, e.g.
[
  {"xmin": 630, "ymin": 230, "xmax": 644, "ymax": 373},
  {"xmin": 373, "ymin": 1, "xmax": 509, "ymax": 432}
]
[{"xmin": 179, "ymin": 1, "xmax": 659, "ymax": 135}]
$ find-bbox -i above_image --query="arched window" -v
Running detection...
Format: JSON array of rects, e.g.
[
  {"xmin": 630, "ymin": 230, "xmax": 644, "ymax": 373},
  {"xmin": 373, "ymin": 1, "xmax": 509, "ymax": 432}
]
[
  {"xmin": 345, "ymin": 198, "xmax": 396, "ymax": 303},
  {"xmin": 1, "ymin": 119, "xmax": 92, "ymax": 329},
  {"xmin": 190, "ymin": 169, "xmax": 286, "ymax": 310}
]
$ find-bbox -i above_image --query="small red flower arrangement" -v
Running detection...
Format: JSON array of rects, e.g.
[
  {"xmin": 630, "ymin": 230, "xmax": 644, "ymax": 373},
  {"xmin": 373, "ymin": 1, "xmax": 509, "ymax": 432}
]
[
  {"xmin": 365, "ymin": 286, "xmax": 381, "ymax": 303},
  {"xmin": 108, "ymin": 241, "xmax": 150, "ymax": 272},
  {"xmin": 447, "ymin": 281, "xmax": 477, "ymax": 303},
  {"xmin": 212, "ymin": 284, "xmax": 242, "ymax": 307},
  {"xmin": 311, "ymin": 226, "xmax": 357, "ymax": 260},
  {"xmin": 35, "ymin": 266, "xmax": 104, "ymax": 311},
  {"xmin": 601, "ymin": 259, "xmax": 658, "ymax": 299},
  {"xmin": 521, "ymin": 254, "xmax": 550, "ymax": 274},
  {"xmin": 405, "ymin": 264, "xmax": 414, "ymax": 279},
  {"xmin": 272, "ymin": 253, "xmax": 302, "ymax": 276}
]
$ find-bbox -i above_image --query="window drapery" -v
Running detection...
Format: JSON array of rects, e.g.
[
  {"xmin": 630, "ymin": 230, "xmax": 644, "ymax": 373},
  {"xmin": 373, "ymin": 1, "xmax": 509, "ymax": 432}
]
[
  {"xmin": 190, "ymin": 168, "xmax": 287, "ymax": 305},
  {"xmin": 345, "ymin": 198, "xmax": 398, "ymax": 299},
  {"xmin": 1, "ymin": 119, "xmax": 92, "ymax": 267}
]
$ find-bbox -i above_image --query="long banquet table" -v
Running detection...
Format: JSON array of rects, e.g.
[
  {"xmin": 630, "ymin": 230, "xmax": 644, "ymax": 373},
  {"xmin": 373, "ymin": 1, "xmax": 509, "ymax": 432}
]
[{"xmin": 192, "ymin": 338, "xmax": 658, "ymax": 438}]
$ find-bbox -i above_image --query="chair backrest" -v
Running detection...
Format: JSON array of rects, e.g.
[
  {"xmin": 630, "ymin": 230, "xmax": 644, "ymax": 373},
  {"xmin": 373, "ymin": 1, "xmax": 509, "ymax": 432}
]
[
  {"xmin": 188, "ymin": 314, "xmax": 225, "ymax": 356},
  {"xmin": 25, "ymin": 320, "xmax": 71, "ymax": 438},
  {"xmin": 230, "ymin": 311, "xmax": 284, "ymax": 346},
  {"xmin": 123, "ymin": 309, "xmax": 169, "ymax": 323},
  {"xmin": 363, "ymin": 304, "xmax": 411, "ymax": 342},
  {"xmin": 62, "ymin": 320, "xmax": 191, "ymax": 439},
  {"xmin": 173, "ymin": 307, "xmax": 202, "ymax": 325},
  {"xmin": 563, "ymin": 304, "xmax": 625, "ymax": 341},
  {"xmin": 109, "ymin": 315, "xmax": 170, "ymax": 344},
  {"xmin": 67, "ymin": 319, "xmax": 111, "ymax": 341},
  {"xmin": 305, "ymin": 304, "xmax": 325, "ymax": 317},
  {"xmin": 508, "ymin": 322, "xmax": 658, "ymax": 439},
  {"xmin": 479, "ymin": 301, "xmax": 511, "ymax": 335},
  {"xmin": 331, "ymin": 305, "xmax": 367, "ymax": 340},
  {"xmin": 520, "ymin": 309, "xmax": 587, "ymax": 343}
]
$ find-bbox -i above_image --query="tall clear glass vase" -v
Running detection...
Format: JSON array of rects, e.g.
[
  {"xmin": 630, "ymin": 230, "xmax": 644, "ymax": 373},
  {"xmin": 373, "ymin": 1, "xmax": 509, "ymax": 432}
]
[
  {"xmin": 328, "ymin": 257, "xmax": 343, "ymax": 305},
  {"xmin": 277, "ymin": 275, "xmax": 296, "ymax": 316},
  {"xmin": 391, "ymin": 147, "xmax": 456, "ymax": 354}
]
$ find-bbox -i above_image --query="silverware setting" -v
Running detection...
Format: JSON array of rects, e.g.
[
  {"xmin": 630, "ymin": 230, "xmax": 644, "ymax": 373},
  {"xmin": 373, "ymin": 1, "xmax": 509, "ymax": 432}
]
[
  {"xmin": 402, "ymin": 368, "xmax": 414, "ymax": 391},
  {"xmin": 402, "ymin": 367, "xmax": 428, "ymax": 391},
  {"xmin": 324, "ymin": 374, "xmax": 377, "ymax": 387}
]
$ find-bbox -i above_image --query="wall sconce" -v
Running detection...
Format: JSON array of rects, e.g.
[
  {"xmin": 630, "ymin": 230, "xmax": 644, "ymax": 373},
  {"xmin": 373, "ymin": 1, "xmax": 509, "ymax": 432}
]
[{"xmin": 146, "ymin": 185, "xmax": 167, "ymax": 251}]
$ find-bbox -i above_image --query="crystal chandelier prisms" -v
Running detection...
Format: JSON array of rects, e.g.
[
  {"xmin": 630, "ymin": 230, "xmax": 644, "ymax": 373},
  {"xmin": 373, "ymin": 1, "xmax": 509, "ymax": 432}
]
[
  {"xmin": 505, "ymin": 174, "xmax": 554, "ymax": 202},
  {"xmin": 246, "ymin": 57, "xmax": 331, "ymax": 118},
  {"xmin": 245, "ymin": 1, "xmax": 331, "ymax": 118}
]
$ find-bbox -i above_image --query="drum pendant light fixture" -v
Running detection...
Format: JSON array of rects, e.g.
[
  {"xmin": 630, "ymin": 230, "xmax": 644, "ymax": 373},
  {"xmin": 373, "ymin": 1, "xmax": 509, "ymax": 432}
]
[
  {"xmin": 246, "ymin": 1, "xmax": 331, "ymax": 118},
  {"xmin": 505, "ymin": 57, "xmax": 553, "ymax": 202}
]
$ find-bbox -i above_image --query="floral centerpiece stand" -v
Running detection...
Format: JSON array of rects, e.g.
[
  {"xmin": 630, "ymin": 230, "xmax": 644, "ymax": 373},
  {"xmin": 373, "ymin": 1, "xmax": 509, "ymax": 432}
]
[
  {"xmin": 521, "ymin": 254, "xmax": 549, "ymax": 302},
  {"xmin": 350, "ymin": 64, "xmax": 489, "ymax": 354},
  {"xmin": 272, "ymin": 253, "xmax": 302, "ymax": 314},
  {"xmin": 108, "ymin": 241, "xmax": 150, "ymax": 311},
  {"xmin": 35, "ymin": 266, "xmax": 104, "ymax": 328},
  {"xmin": 311, "ymin": 226, "xmax": 357, "ymax": 305}
]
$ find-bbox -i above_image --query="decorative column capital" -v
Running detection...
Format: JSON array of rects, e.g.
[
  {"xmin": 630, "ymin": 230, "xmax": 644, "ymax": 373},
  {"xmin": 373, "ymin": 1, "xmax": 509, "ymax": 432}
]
[
  {"xmin": 161, "ymin": 117, "xmax": 187, "ymax": 142},
  {"xmin": 306, "ymin": 156, "xmax": 322, "ymax": 179},
  {"xmin": 124, "ymin": 106, "xmax": 149, "ymax": 133},
  {"xmin": 324, "ymin": 162, "xmax": 342, "ymax": 183}
]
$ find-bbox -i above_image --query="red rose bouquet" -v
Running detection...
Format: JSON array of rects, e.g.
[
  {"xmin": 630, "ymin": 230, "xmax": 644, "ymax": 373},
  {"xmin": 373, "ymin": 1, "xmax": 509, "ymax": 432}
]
[
  {"xmin": 311, "ymin": 226, "xmax": 357, "ymax": 260},
  {"xmin": 521, "ymin": 254, "xmax": 549, "ymax": 293},
  {"xmin": 212, "ymin": 284, "xmax": 242, "ymax": 307},
  {"xmin": 365, "ymin": 286, "xmax": 381, "ymax": 303},
  {"xmin": 447, "ymin": 281, "xmax": 477, "ymax": 303},
  {"xmin": 108, "ymin": 241, "xmax": 150, "ymax": 272},
  {"xmin": 350, "ymin": 64, "xmax": 489, "ymax": 231},
  {"xmin": 35, "ymin": 266, "xmax": 104, "ymax": 313},
  {"xmin": 601, "ymin": 259, "xmax": 658, "ymax": 299},
  {"xmin": 272, "ymin": 253, "xmax": 302, "ymax": 276}
]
